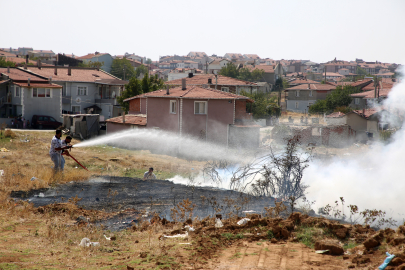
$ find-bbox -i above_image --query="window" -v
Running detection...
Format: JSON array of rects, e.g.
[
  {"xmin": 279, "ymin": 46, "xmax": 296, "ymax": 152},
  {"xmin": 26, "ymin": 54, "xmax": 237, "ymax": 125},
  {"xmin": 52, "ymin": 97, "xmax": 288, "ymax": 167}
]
[
  {"xmin": 15, "ymin": 86, "xmax": 20, "ymax": 97},
  {"xmin": 77, "ymin": 86, "xmax": 87, "ymax": 96},
  {"xmin": 355, "ymin": 98, "xmax": 360, "ymax": 105},
  {"xmin": 194, "ymin": 101, "xmax": 207, "ymax": 114},
  {"xmin": 72, "ymin": 106, "xmax": 81, "ymax": 113},
  {"xmin": 309, "ymin": 90, "xmax": 313, "ymax": 97},
  {"xmin": 295, "ymin": 91, "xmax": 300, "ymax": 97},
  {"xmin": 170, "ymin": 100, "xmax": 177, "ymax": 114},
  {"xmin": 221, "ymin": 87, "xmax": 229, "ymax": 92},
  {"xmin": 33, "ymin": 88, "xmax": 51, "ymax": 98},
  {"xmin": 49, "ymin": 117, "xmax": 57, "ymax": 122},
  {"xmin": 295, "ymin": 102, "xmax": 299, "ymax": 109}
]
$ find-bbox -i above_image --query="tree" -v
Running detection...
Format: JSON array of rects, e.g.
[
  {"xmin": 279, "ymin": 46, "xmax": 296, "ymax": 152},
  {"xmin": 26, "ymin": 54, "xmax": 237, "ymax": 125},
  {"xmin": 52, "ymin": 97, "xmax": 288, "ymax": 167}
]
[
  {"xmin": 357, "ymin": 66, "xmax": 368, "ymax": 76},
  {"xmin": 135, "ymin": 64, "xmax": 149, "ymax": 78},
  {"xmin": 309, "ymin": 85, "xmax": 360, "ymax": 114},
  {"xmin": 241, "ymin": 91, "xmax": 279, "ymax": 118},
  {"xmin": 110, "ymin": 58, "xmax": 136, "ymax": 80},
  {"xmin": 0, "ymin": 57, "xmax": 16, "ymax": 68},
  {"xmin": 203, "ymin": 135, "xmax": 311, "ymax": 212},
  {"xmin": 146, "ymin": 58, "xmax": 152, "ymax": 65},
  {"xmin": 218, "ymin": 62, "xmax": 239, "ymax": 78},
  {"xmin": 218, "ymin": 63, "xmax": 265, "ymax": 82},
  {"xmin": 117, "ymin": 74, "xmax": 165, "ymax": 113}
]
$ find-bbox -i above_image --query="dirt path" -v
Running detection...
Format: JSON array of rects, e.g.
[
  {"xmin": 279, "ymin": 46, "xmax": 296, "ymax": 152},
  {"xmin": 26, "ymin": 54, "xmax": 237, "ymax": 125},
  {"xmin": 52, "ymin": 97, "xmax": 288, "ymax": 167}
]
[{"xmin": 211, "ymin": 241, "xmax": 349, "ymax": 270}]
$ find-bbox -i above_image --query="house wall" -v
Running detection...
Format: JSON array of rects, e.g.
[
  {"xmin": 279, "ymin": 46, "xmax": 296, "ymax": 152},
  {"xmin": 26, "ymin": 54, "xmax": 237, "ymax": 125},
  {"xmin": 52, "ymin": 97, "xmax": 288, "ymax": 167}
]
[
  {"xmin": 367, "ymin": 120, "xmax": 378, "ymax": 134},
  {"xmin": 129, "ymin": 98, "xmax": 141, "ymax": 114},
  {"xmin": 346, "ymin": 113, "xmax": 368, "ymax": 141},
  {"xmin": 326, "ymin": 116, "xmax": 347, "ymax": 125},
  {"xmin": 22, "ymin": 87, "xmax": 62, "ymax": 122},
  {"xmin": 83, "ymin": 54, "xmax": 113, "ymax": 73},
  {"xmin": 350, "ymin": 98, "xmax": 367, "ymax": 110},
  {"xmin": 286, "ymin": 100, "xmax": 316, "ymax": 113},
  {"xmin": 147, "ymin": 98, "xmax": 180, "ymax": 132},
  {"xmin": 168, "ymin": 73, "xmax": 189, "ymax": 81},
  {"xmin": 141, "ymin": 98, "xmax": 147, "ymax": 114}
]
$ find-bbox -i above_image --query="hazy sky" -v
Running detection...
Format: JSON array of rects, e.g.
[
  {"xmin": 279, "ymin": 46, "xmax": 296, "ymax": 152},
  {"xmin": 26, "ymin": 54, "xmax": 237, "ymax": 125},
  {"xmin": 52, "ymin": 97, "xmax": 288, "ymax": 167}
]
[{"xmin": 2, "ymin": 0, "xmax": 404, "ymax": 63}]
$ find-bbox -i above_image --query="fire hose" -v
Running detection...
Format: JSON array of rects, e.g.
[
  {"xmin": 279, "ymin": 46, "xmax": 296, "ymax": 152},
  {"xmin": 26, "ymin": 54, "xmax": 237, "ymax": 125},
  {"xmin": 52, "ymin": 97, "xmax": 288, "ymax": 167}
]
[{"xmin": 62, "ymin": 146, "xmax": 89, "ymax": 171}]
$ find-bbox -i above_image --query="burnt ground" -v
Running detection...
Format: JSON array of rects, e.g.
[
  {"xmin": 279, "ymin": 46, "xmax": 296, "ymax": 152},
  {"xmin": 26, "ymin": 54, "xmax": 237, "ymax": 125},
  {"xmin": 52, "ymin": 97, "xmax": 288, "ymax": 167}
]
[{"xmin": 10, "ymin": 176, "xmax": 275, "ymax": 230}]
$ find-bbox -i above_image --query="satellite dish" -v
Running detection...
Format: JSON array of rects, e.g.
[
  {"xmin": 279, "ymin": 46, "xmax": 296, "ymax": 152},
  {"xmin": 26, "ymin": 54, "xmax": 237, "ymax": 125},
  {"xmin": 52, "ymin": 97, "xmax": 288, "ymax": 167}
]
[{"xmin": 76, "ymin": 97, "xmax": 81, "ymax": 104}]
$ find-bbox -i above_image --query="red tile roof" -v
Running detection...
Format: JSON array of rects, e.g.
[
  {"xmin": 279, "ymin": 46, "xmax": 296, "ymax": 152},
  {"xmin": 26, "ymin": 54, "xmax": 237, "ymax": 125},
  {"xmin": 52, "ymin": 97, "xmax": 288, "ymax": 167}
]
[
  {"xmin": 351, "ymin": 79, "xmax": 373, "ymax": 88},
  {"xmin": 165, "ymin": 74, "xmax": 257, "ymax": 86},
  {"xmin": 20, "ymin": 67, "xmax": 120, "ymax": 82},
  {"xmin": 0, "ymin": 67, "xmax": 47, "ymax": 82},
  {"xmin": 285, "ymin": 84, "xmax": 336, "ymax": 91},
  {"xmin": 0, "ymin": 51, "xmax": 17, "ymax": 57},
  {"xmin": 350, "ymin": 109, "xmax": 379, "ymax": 119},
  {"xmin": 13, "ymin": 82, "xmax": 62, "ymax": 88},
  {"xmin": 124, "ymin": 86, "xmax": 253, "ymax": 102},
  {"xmin": 77, "ymin": 53, "xmax": 109, "ymax": 60},
  {"xmin": 245, "ymin": 64, "xmax": 275, "ymax": 73},
  {"xmin": 288, "ymin": 78, "xmax": 320, "ymax": 85},
  {"xmin": 4, "ymin": 57, "xmax": 40, "ymax": 66},
  {"xmin": 244, "ymin": 54, "xmax": 260, "ymax": 59},
  {"xmin": 106, "ymin": 114, "xmax": 147, "ymax": 126}
]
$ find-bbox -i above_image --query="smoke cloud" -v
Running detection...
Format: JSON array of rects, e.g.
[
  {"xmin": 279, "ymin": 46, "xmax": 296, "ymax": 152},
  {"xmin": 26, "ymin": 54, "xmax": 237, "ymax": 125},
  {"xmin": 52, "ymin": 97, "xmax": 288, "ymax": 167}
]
[{"xmin": 304, "ymin": 69, "xmax": 405, "ymax": 221}]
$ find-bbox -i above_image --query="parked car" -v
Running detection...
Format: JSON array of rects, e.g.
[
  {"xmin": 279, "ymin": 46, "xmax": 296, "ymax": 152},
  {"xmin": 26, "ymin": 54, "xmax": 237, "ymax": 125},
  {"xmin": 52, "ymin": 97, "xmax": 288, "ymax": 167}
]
[{"xmin": 31, "ymin": 115, "xmax": 63, "ymax": 129}]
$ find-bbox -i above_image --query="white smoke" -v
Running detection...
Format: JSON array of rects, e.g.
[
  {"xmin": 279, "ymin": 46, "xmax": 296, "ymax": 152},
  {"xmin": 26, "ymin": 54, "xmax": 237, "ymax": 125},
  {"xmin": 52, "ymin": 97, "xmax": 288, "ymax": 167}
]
[{"xmin": 304, "ymin": 69, "xmax": 405, "ymax": 221}]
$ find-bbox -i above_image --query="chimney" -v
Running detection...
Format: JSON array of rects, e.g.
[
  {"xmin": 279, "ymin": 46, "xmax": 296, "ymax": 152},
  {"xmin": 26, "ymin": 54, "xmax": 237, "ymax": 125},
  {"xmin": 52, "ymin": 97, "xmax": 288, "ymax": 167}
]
[
  {"xmin": 24, "ymin": 63, "xmax": 27, "ymax": 70},
  {"xmin": 182, "ymin": 78, "xmax": 186, "ymax": 90},
  {"xmin": 25, "ymin": 54, "xmax": 28, "ymax": 64},
  {"xmin": 362, "ymin": 108, "xmax": 365, "ymax": 115},
  {"xmin": 49, "ymin": 76, "xmax": 52, "ymax": 84},
  {"xmin": 7, "ymin": 66, "xmax": 10, "ymax": 73},
  {"xmin": 68, "ymin": 67, "xmax": 71, "ymax": 76},
  {"xmin": 38, "ymin": 59, "xmax": 42, "ymax": 69},
  {"xmin": 28, "ymin": 78, "xmax": 30, "ymax": 87},
  {"xmin": 166, "ymin": 85, "xmax": 170, "ymax": 95},
  {"xmin": 54, "ymin": 67, "xmax": 58, "ymax": 75},
  {"xmin": 122, "ymin": 111, "xmax": 125, "ymax": 123},
  {"xmin": 308, "ymin": 83, "xmax": 310, "ymax": 89}
]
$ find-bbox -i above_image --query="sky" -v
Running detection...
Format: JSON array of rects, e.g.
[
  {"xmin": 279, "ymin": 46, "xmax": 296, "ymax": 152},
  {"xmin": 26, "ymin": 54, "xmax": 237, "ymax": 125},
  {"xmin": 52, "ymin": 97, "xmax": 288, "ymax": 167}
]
[{"xmin": 1, "ymin": 0, "xmax": 405, "ymax": 64}]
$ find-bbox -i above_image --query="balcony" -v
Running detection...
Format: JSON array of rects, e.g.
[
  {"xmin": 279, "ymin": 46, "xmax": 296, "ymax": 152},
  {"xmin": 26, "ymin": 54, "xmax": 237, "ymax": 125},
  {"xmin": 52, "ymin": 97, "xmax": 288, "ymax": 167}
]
[{"xmin": 95, "ymin": 98, "xmax": 119, "ymax": 106}]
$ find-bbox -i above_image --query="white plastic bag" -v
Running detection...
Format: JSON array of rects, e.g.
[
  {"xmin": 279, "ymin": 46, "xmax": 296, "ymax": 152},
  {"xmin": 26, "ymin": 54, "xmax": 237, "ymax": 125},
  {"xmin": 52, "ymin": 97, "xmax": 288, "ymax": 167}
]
[
  {"xmin": 215, "ymin": 218, "xmax": 224, "ymax": 228},
  {"xmin": 237, "ymin": 218, "xmax": 250, "ymax": 226}
]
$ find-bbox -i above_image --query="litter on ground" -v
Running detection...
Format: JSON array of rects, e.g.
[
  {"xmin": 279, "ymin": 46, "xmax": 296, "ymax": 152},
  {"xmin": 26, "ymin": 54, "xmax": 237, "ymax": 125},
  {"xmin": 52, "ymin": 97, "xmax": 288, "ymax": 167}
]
[
  {"xmin": 79, "ymin": 238, "xmax": 100, "ymax": 247},
  {"xmin": 162, "ymin": 232, "xmax": 188, "ymax": 239},
  {"xmin": 237, "ymin": 218, "xmax": 251, "ymax": 226},
  {"xmin": 0, "ymin": 148, "xmax": 9, "ymax": 152}
]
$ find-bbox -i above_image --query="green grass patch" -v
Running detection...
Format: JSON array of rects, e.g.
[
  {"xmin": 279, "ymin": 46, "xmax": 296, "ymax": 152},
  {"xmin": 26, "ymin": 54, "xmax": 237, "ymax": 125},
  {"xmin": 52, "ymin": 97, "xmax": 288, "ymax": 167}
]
[
  {"xmin": 221, "ymin": 233, "xmax": 244, "ymax": 240},
  {"xmin": 267, "ymin": 230, "xmax": 274, "ymax": 239},
  {"xmin": 295, "ymin": 226, "xmax": 320, "ymax": 249},
  {"xmin": 0, "ymin": 263, "xmax": 21, "ymax": 270},
  {"xmin": 343, "ymin": 241, "xmax": 359, "ymax": 250},
  {"xmin": 230, "ymin": 252, "xmax": 242, "ymax": 259}
]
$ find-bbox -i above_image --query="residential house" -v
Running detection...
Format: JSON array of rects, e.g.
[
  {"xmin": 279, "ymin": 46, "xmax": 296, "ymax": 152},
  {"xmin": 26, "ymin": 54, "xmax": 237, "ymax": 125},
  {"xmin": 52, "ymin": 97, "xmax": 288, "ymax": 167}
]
[
  {"xmin": 168, "ymin": 69, "xmax": 202, "ymax": 81},
  {"xmin": 207, "ymin": 58, "xmax": 231, "ymax": 74},
  {"xmin": 27, "ymin": 50, "xmax": 56, "ymax": 63},
  {"xmin": 350, "ymin": 82, "xmax": 394, "ymax": 110},
  {"xmin": 187, "ymin": 52, "xmax": 207, "ymax": 58},
  {"xmin": 346, "ymin": 109, "xmax": 398, "ymax": 140},
  {"xmin": 287, "ymin": 78, "xmax": 320, "ymax": 87},
  {"xmin": 285, "ymin": 84, "xmax": 336, "ymax": 113},
  {"xmin": 19, "ymin": 66, "xmax": 127, "ymax": 120},
  {"xmin": 0, "ymin": 67, "xmax": 62, "ymax": 121},
  {"xmin": 245, "ymin": 63, "xmax": 284, "ymax": 85},
  {"xmin": 224, "ymin": 53, "xmax": 244, "ymax": 61},
  {"xmin": 324, "ymin": 59, "xmax": 357, "ymax": 74},
  {"xmin": 77, "ymin": 52, "xmax": 113, "ymax": 73},
  {"xmin": 165, "ymin": 74, "xmax": 259, "ymax": 94},
  {"xmin": 123, "ymin": 83, "xmax": 260, "ymax": 147}
]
